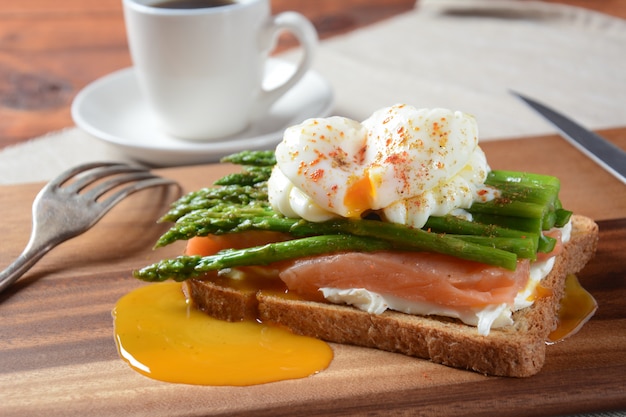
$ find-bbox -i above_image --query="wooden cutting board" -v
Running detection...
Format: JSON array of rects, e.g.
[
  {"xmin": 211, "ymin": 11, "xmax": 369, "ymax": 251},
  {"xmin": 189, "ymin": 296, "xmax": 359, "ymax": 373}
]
[{"xmin": 1, "ymin": 132, "xmax": 625, "ymax": 417}]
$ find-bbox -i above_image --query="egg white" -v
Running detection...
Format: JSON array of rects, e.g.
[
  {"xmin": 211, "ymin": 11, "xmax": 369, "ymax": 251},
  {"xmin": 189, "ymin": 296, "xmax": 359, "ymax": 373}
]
[{"xmin": 269, "ymin": 105, "xmax": 491, "ymax": 228}]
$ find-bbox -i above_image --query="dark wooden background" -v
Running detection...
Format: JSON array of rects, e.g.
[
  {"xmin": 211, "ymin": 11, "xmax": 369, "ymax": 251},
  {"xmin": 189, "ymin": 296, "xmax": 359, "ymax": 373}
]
[{"xmin": 1, "ymin": 0, "xmax": 626, "ymax": 149}]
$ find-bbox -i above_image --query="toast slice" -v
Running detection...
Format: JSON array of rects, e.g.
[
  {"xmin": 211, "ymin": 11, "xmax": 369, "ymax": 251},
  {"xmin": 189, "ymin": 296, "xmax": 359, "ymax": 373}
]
[{"xmin": 182, "ymin": 214, "xmax": 598, "ymax": 377}]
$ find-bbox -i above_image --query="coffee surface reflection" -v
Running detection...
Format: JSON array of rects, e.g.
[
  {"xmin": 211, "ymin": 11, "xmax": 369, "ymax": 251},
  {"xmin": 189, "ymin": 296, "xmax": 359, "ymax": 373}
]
[{"xmin": 152, "ymin": 0, "xmax": 235, "ymax": 9}]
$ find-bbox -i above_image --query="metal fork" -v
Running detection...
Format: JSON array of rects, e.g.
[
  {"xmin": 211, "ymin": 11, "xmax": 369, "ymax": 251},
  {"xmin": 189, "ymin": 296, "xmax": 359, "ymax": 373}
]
[{"xmin": 0, "ymin": 162, "xmax": 179, "ymax": 295}]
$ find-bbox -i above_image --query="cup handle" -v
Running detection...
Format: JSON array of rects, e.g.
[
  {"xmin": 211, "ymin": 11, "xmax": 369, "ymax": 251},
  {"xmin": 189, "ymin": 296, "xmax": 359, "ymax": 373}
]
[{"xmin": 256, "ymin": 12, "xmax": 318, "ymax": 112}]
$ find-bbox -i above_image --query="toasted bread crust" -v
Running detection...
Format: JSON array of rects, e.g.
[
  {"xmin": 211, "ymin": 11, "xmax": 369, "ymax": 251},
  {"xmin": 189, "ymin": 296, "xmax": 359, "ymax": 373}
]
[
  {"xmin": 182, "ymin": 214, "xmax": 599, "ymax": 377},
  {"xmin": 184, "ymin": 275, "xmax": 260, "ymax": 322}
]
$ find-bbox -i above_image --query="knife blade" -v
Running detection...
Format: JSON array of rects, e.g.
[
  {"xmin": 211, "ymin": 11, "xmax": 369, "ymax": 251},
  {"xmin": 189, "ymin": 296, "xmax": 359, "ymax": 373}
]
[{"xmin": 512, "ymin": 91, "xmax": 626, "ymax": 185}]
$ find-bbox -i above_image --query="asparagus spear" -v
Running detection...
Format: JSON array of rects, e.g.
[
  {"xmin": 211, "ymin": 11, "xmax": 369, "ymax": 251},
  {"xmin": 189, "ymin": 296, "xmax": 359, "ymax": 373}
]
[
  {"xmin": 159, "ymin": 185, "xmax": 269, "ymax": 222},
  {"xmin": 213, "ymin": 166, "xmax": 273, "ymax": 186},
  {"xmin": 135, "ymin": 235, "xmax": 393, "ymax": 282},
  {"xmin": 220, "ymin": 150, "xmax": 276, "ymax": 166},
  {"xmin": 155, "ymin": 209, "xmax": 519, "ymax": 269},
  {"xmin": 486, "ymin": 170, "xmax": 560, "ymax": 191},
  {"xmin": 135, "ymin": 151, "xmax": 572, "ymax": 281}
]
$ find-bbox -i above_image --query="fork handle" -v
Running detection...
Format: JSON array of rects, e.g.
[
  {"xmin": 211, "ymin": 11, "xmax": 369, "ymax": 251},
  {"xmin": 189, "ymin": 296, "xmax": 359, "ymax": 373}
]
[{"xmin": 0, "ymin": 241, "xmax": 54, "ymax": 295}]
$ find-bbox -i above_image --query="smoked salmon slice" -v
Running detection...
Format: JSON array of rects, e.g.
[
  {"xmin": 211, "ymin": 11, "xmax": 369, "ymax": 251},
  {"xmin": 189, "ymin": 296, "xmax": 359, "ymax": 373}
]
[
  {"xmin": 279, "ymin": 251, "xmax": 531, "ymax": 308},
  {"xmin": 186, "ymin": 230, "xmax": 563, "ymax": 310}
]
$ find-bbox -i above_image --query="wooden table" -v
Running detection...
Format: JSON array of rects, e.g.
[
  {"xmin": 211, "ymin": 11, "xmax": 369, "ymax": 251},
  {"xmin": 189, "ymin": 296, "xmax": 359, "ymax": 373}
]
[
  {"xmin": 1, "ymin": 131, "xmax": 625, "ymax": 416},
  {"xmin": 1, "ymin": 1, "xmax": 625, "ymax": 416},
  {"xmin": 1, "ymin": 0, "xmax": 626, "ymax": 149}
]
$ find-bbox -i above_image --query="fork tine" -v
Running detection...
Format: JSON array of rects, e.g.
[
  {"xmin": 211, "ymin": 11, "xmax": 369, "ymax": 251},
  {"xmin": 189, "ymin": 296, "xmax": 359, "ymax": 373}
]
[
  {"xmin": 47, "ymin": 162, "xmax": 123, "ymax": 189},
  {"xmin": 0, "ymin": 162, "xmax": 180, "ymax": 295},
  {"xmin": 97, "ymin": 176, "xmax": 180, "ymax": 212},
  {"xmin": 65, "ymin": 164, "xmax": 149, "ymax": 194},
  {"xmin": 82, "ymin": 171, "xmax": 157, "ymax": 201}
]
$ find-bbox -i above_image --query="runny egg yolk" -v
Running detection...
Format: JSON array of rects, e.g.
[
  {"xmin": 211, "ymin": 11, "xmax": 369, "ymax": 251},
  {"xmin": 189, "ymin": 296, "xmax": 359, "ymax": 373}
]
[
  {"xmin": 343, "ymin": 174, "xmax": 374, "ymax": 217},
  {"xmin": 547, "ymin": 274, "xmax": 597, "ymax": 344},
  {"xmin": 112, "ymin": 282, "xmax": 333, "ymax": 386}
]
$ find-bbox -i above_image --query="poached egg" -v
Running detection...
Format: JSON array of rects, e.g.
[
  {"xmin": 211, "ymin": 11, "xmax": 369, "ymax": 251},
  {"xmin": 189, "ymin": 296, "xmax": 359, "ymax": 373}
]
[{"xmin": 268, "ymin": 104, "xmax": 492, "ymax": 227}]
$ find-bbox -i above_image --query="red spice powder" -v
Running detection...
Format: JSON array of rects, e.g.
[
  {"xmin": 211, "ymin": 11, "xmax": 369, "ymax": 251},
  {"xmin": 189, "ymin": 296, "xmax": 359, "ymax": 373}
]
[{"xmin": 310, "ymin": 169, "xmax": 324, "ymax": 182}]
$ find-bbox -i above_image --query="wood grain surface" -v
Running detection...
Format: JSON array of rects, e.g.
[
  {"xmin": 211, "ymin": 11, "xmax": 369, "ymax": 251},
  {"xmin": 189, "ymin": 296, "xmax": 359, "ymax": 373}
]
[
  {"xmin": 1, "ymin": 133, "xmax": 625, "ymax": 417},
  {"xmin": 1, "ymin": 0, "xmax": 626, "ymax": 149}
]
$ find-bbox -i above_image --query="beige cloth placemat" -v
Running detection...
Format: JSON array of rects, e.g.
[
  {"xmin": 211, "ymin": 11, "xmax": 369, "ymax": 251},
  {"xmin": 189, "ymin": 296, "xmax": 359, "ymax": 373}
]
[
  {"xmin": 300, "ymin": 0, "xmax": 626, "ymax": 137},
  {"xmin": 2, "ymin": 0, "xmax": 626, "ymax": 184}
]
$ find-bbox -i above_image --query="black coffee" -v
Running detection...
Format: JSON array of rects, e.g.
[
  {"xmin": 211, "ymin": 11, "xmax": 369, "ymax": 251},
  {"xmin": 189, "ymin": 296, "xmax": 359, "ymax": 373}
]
[{"xmin": 152, "ymin": 0, "xmax": 235, "ymax": 9}]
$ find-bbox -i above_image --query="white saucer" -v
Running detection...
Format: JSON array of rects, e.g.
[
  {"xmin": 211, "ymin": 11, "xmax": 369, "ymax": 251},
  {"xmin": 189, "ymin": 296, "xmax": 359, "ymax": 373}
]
[{"xmin": 71, "ymin": 59, "xmax": 334, "ymax": 166}]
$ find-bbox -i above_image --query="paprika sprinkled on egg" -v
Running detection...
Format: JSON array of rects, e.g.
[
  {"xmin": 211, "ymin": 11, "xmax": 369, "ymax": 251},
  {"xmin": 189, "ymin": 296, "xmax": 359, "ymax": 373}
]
[{"xmin": 268, "ymin": 104, "xmax": 496, "ymax": 227}]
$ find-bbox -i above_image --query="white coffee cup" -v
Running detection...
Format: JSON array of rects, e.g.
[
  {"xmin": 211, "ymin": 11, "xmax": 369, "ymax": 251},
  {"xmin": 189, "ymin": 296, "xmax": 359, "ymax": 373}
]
[{"xmin": 122, "ymin": 0, "xmax": 317, "ymax": 141}]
